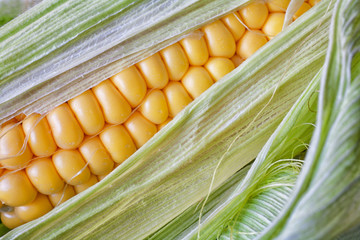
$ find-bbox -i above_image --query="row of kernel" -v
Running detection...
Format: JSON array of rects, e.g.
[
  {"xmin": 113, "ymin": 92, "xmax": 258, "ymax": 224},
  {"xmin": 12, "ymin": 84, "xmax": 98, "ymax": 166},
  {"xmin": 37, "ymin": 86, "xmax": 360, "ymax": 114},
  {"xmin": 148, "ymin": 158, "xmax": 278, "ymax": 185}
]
[{"xmin": 0, "ymin": 16, "xmax": 237, "ymax": 229}]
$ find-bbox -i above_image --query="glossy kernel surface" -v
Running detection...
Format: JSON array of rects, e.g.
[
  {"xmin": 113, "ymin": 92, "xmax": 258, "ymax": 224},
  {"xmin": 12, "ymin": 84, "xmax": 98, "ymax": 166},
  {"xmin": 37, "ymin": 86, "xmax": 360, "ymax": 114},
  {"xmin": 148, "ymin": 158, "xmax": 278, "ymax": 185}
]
[
  {"xmin": 221, "ymin": 12, "xmax": 245, "ymax": 41},
  {"xmin": 68, "ymin": 90, "xmax": 105, "ymax": 136},
  {"xmin": 160, "ymin": 43, "xmax": 189, "ymax": 81},
  {"xmin": 202, "ymin": 20, "xmax": 236, "ymax": 58},
  {"xmin": 124, "ymin": 112, "xmax": 158, "ymax": 148},
  {"xmin": 205, "ymin": 57, "xmax": 235, "ymax": 82},
  {"xmin": 180, "ymin": 31, "xmax": 209, "ymax": 66},
  {"xmin": 239, "ymin": 2, "xmax": 269, "ymax": 29},
  {"xmin": 26, "ymin": 157, "xmax": 65, "ymax": 195},
  {"xmin": 262, "ymin": 13, "xmax": 285, "ymax": 39},
  {"xmin": 0, "ymin": 170, "xmax": 37, "ymax": 207},
  {"xmin": 237, "ymin": 30, "xmax": 268, "ymax": 59},
  {"xmin": 47, "ymin": 103, "xmax": 84, "ymax": 150},
  {"xmin": 163, "ymin": 82, "xmax": 193, "ymax": 117},
  {"xmin": 15, "ymin": 194, "xmax": 53, "ymax": 222},
  {"xmin": 136, "ymin": 53, "xmax": 169, "ymax": 89},
  {"xmin": 52, "ymin": 150, "xmax": 91, "ymax": 186},
  {"xmin": 22, "ymin": 114, "xmax": 57, "ymax": 157},
  {"xmin": 139, "ymin": 90, "xmax": 169, "ymax": 125},
  {"xmin": 0, "ymin": 123, "xmax": 33, "ymax": 170},
  {"xmin": 110, "ymin": 66, "xmax": 147, "ymax": 108},
  {"xmin": 92, "ymin": 80, "xmax": 132, "ymax": 125},
  {"xmin": 79, "ymin": 136, "xmax": 114, "ymax": 176},
  {"xmin": 182, "ymin": 66, "xmax": 214, "ymax": 98},
  {"xmin": 100, "ymin": 125, "xmax": 137, "ymax": 164}
]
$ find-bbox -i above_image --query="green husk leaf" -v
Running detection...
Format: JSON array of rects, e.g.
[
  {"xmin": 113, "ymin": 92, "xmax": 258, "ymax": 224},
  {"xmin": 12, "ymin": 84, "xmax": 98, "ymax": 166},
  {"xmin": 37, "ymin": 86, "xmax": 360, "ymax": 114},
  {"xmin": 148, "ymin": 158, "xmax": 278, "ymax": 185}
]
[
  {"xmin": 153, "ymin": 68, "xmax": 319, "ymax": 240},
  {"xmin": 147, "ymin": 164, "xmax": 252, "ymax": 240},
  {"xmin": 259, "ymin": 0, "xmax": 360, "ymax": 238},
  {"xmin": 0, "ymin": 0, "xmax": 333, "ymax": 239}
]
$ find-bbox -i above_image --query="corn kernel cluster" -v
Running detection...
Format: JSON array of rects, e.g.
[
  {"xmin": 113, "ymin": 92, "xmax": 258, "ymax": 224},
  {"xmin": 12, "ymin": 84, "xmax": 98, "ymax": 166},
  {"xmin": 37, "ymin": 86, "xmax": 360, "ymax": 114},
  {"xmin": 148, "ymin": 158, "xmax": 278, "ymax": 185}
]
[{"xmin": 0, "ymin": 0, "xmax": 318, "ymax": 229}]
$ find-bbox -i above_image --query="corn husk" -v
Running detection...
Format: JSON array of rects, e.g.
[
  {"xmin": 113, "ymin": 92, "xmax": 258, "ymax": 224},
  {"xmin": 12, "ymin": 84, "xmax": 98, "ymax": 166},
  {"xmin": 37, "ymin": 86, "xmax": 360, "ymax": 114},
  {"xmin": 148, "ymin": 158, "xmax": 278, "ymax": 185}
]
[
  {"xmin": 0, "ymin": 0, "xmax": 341, "ymax": 239},
  {"xmin": 0, "ymin": 1, "xmax": 334, "ymax": 239}
]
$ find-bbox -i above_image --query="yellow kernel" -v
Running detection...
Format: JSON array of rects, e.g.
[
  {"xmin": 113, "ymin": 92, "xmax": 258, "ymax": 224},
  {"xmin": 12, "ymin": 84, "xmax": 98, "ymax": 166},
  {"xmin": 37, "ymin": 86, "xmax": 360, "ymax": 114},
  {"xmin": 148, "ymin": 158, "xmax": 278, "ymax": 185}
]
[
  {"xmin": 124, "ymin": 112, "xmax": 157, "ymax": 148},
  {"xmin": 49, "ymin": 185, "xmax": 75, "ymax": 207},
  {"xmin": 0, "ymin": 170, "xmax": 37, "ymax": 207},
  {"xmin": 230, "ymin": 55, "xmax": 244, "ymax": 67},
  {"xmin": 52, "ymin": 149, "xmax": 91, "ymax": 186},
  {"xmin": 68, "ymin": 90, "xmax": 105, "ymax": 136},
  {"xmin": 157, "ymin": 117, "xmax": 173, "ymax": 131},
  {"xmin": 163, "ymin": 82, "xmax": 193, "ymax": 117},
  {"xmin": 0, "ymin": 123, "xmax": 33, "ymax": 170},
  {"xmin": 92, "ymin": 80, "xmax": 132, "ymax": 125},
  {"xmin": 139, "ymin": 90, "xmax": 169, "ymax": 125},
  {"xmin": 160, "ymin": 43, "xmax": 189, "ymax": 81},
  {"xmin": 46, "ymin": 103, "xmax": 84, "ymax": 150},
  {"xmin": 1, "ymin": 211, "xmax": 25, "ymax": 229},
  {"xmin": 202, "ymin": 20, "xmax": 236, "ymax": 58},
  {"xmin": 293, "ymin": 2, "xmax": 311, "ymax": 19},
  {"xmin": 22, "ymin": 114, "xmax": 57, "ymax": 157},
  {"xmin": 26, "ymin": 157, "xmax": 65, "ymax": 195},
  {"xmin": 266, "ymin": 0, "xmax": 290, "ymax": 12},
  {"xmin": 181, "ymin": 66, "xmax": 214, "ymax": 98},
  {"xmin": 180, "ymin": 31, "xmax": 209, "ymax": 66},
  {"xmin": 237, "ymin": 30, "xmax": 268, "ymax": 60},
  {"xmin": 308, "ymin": 0, "xmax": 321, "ymax": 7},
  {"xmin": 239, "ymin": 2, "xmax": 269, "ymax": 29},
  {"xmin": 221, "ymin": 12, "xmax": 245, "ymax": 41},
  {"xmin": 110, "ymin": 66, "xmax": 147, "ymax": 108},
  {"xmin": 262, "ymin": 13, "xmax": 285, "ymax": 39},
  {"xmin": 204, "ymin": 57, "xmax": 235, "ymax": 82},
  {"xmin": 79, "ymin": 136, "xmax": 114, "ymax": 176},
  {"xmin": 15, "ymin": 194, "xmax": 53, "ymax": 222},
  {"xmin": 74, "ymin": 174, "xmax": 98, "ymax": 194},
  {"xmin": 136, "ymin": 53, "xmax": 169, "ymax": 89},
  {"xmin": 99, "ymin": 125, "xmax": 136, "ymax": 164}
]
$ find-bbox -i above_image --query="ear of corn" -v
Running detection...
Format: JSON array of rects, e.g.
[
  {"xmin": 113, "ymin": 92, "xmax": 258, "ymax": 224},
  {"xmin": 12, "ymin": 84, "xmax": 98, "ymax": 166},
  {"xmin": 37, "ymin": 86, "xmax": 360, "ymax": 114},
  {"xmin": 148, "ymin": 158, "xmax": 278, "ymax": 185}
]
[
  {"xmin": 0, "ymin": 0, "xmax": 335, "ymax": 238},
  {"xmin": 0, "ymin": 0, "xmax": 318, "ymax": 229},
  {"xmin": 1, "ymin": 0, "xmax": 359, "ymax": 239}
]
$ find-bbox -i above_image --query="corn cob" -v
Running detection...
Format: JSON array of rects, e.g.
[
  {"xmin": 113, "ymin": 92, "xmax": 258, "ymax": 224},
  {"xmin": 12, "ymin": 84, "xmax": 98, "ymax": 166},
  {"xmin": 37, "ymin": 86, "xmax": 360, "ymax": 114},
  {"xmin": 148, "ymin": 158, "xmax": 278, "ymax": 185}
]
[{"xmin": 0, "ymin": 0, "xmax": 318, "ymax": 229}]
